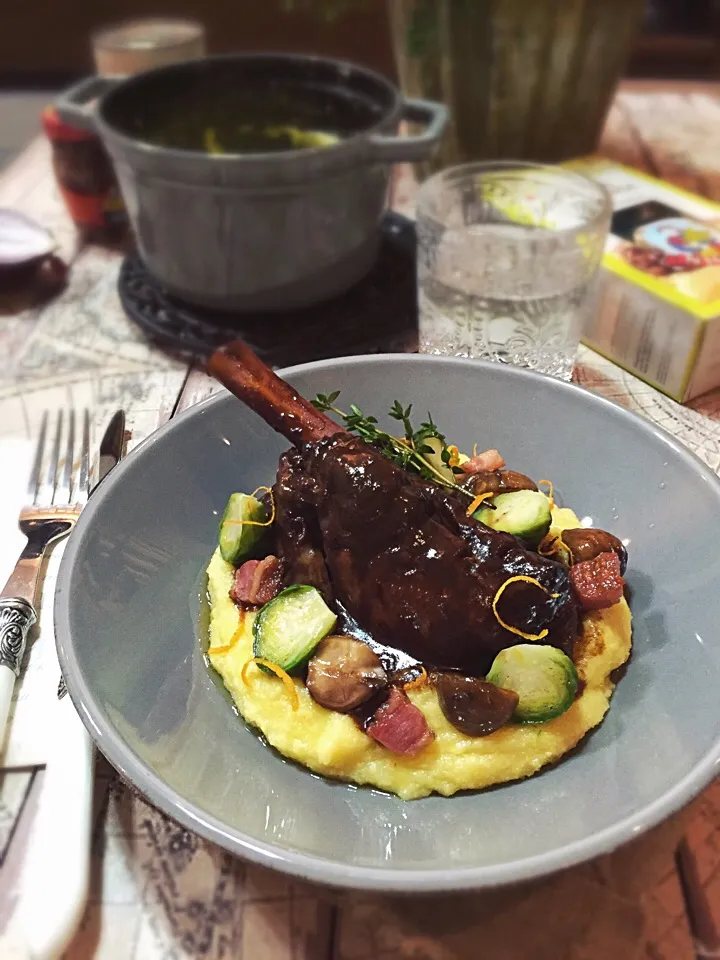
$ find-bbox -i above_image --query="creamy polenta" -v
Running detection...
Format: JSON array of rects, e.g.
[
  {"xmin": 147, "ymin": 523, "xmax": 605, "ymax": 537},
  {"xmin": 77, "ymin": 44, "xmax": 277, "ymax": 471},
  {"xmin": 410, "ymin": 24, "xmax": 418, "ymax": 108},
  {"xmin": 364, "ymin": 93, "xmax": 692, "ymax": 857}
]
[{"xmin": 206, "ymin": 504, "xmax": 631, "ymax": 800}]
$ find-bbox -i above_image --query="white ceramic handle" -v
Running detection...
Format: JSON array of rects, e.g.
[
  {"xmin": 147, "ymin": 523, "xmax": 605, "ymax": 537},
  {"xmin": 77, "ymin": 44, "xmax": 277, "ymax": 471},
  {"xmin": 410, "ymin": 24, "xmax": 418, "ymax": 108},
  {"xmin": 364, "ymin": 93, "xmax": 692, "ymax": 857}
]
[
  {"xmin": 15, "ymin": 695, "xmax": 95, "ymax": 959},
  {"xmin": 0, "ymin": 666, "xmax": 15, "ymax": 748},
  {"xmin": 0, "ymin": 596, "xmax": 36, "ymax": 746}
]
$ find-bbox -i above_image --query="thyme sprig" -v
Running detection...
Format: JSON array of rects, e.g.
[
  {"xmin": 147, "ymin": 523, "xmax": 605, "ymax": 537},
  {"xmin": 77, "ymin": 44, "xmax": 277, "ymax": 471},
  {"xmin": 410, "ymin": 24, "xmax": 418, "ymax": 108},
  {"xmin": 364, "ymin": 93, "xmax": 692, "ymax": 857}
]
[{"xmin": 312, "ymin": 391, "xmax": 470, "ymax": 495}]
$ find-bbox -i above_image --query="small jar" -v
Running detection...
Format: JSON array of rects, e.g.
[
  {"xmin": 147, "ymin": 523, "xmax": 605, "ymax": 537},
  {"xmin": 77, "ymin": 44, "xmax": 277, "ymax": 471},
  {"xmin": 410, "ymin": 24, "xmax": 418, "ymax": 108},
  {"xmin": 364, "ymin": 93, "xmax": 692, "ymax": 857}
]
[{"xmin": 42, "ymin": 105, "xmax": 127, "ymax": 245}]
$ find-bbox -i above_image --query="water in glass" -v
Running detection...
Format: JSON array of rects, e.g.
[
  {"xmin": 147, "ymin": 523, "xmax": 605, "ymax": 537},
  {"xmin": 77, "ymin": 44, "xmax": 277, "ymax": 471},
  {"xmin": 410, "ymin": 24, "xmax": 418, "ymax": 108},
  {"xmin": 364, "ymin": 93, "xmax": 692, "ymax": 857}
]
[{"xmin": 415, "ymin": 164, "xmax": 610, "ymax": 380}]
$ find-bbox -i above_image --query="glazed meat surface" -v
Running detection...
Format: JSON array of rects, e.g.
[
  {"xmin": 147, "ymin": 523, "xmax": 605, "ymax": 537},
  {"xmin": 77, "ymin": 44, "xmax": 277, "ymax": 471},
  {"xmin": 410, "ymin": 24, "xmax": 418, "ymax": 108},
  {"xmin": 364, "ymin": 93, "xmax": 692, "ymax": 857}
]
[{"xmin": 273, "ymin": 434, "xmax": 578, "ymax": 675}]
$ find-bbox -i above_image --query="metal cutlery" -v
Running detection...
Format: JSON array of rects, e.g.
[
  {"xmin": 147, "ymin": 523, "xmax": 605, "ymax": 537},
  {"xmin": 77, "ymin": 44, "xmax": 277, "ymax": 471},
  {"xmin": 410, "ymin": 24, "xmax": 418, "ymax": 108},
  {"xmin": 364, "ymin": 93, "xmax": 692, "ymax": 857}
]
[
  {"xmin": 55, "ymin": 409, "xmax": 126, "ymax": 702},
  {"xmin": 0, "ymin": 409, "xmax": 90, "ymax": 741},
  {"xmin": 11, "ymin": 410, "xmax": 126, "ymax": 960}
]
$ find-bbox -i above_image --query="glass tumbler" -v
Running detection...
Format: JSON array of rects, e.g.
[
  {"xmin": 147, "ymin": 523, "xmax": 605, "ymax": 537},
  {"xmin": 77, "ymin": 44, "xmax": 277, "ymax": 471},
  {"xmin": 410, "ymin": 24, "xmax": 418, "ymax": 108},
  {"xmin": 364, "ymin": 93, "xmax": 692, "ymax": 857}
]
[
  {"xmin": 92, "ymin": 18, "xmax": 206, "ymax": 76},
  {"xmin": 415, "ymin": 162, "xmax": 611, "ymax": 380}
]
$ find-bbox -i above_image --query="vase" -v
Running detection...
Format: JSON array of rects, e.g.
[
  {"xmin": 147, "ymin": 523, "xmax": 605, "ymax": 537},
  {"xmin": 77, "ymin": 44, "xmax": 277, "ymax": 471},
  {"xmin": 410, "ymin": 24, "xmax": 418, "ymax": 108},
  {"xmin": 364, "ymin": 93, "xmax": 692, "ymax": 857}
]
[{"xmin": 388, "ymin": 0, "xmax": 645, "ymax": 170}]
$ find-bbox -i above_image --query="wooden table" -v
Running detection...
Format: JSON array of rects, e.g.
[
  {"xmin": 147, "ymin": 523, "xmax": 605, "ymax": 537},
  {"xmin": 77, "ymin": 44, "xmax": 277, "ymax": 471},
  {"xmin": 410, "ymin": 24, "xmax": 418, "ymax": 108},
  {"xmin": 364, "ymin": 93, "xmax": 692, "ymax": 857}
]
[{"xmin": 2, "ymin": 81, "xmax": 720, "ymax": 960}]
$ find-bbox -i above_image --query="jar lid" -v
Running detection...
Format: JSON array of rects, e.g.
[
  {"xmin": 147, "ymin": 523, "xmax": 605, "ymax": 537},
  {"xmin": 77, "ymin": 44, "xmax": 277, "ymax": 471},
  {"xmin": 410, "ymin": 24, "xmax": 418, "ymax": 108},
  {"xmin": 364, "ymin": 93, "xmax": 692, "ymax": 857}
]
[{"xmin": 42, "ymin": 106, "xmax": 97, "ymax": 143}]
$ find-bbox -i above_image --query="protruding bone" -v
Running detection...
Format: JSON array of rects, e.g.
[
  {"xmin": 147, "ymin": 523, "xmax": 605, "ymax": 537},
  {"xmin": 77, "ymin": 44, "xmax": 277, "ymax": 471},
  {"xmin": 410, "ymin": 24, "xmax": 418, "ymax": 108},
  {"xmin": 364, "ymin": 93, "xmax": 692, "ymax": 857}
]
[{"xmin": 208, "ymin": 340, "xmax": 342, "ymax": 447}]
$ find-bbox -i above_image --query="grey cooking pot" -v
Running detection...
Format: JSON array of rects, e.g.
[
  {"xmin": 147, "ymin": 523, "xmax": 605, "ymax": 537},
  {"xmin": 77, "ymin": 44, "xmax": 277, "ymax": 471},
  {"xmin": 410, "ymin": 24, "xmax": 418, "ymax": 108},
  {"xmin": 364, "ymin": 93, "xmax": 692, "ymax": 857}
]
[{"xmin": 55, "ymin": 54, "xmax": 448, "ymax": 312}]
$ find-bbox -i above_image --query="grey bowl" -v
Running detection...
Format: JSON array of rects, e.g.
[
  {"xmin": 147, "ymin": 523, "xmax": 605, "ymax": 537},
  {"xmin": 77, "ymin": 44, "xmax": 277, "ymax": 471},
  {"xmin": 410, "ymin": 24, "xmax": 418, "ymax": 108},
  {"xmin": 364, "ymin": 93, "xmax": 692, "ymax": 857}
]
[{"xmin": 56, "ymin": 355, "xmax": 720, "ymax": 891}]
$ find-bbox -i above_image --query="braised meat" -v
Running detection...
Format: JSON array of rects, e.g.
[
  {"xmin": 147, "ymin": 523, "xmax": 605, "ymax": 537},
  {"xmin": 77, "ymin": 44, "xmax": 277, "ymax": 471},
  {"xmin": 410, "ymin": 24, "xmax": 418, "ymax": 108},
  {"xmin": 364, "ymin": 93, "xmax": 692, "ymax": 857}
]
[
  {"xmin": 271, "ymin": 433, "xmax": 578, "ymax": 674},
  {"xmin": 209, "ymin": 341, "xmax": 580, "ymax": 677},
  {"xmin": 273, "ymin": 448, "xmax": 334, "ymax": 603}
]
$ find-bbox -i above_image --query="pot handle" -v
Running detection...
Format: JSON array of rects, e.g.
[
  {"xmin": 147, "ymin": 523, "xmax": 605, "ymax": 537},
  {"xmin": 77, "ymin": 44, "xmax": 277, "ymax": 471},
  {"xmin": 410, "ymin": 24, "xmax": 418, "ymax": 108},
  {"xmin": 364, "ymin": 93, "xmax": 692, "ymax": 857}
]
[
  {"xmin": 368, "ymin": 97, "xmax": 449, "ymax": 162},
  {"xmin": 54, "ymin": 75, "xmax": 122, "ymax": 133}
]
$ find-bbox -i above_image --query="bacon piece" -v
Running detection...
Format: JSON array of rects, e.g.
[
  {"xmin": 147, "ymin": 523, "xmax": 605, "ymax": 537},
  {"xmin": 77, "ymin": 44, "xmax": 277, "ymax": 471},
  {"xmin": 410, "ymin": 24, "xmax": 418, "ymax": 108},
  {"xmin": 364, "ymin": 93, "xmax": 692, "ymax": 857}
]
[
  {"xmin": 230, "ymin": 555, "xmax": 285, "ymax": 606},
  {"xmin": 460, "ymin": 449, "xmax": 506, "ymax": 474},
  {"xmin": 367, "ymin": 687, "xmax": 435, "ymax": 755},
  {"xmin": 570, "ymin": 551, "xmax": 625, "ymax": 611}
]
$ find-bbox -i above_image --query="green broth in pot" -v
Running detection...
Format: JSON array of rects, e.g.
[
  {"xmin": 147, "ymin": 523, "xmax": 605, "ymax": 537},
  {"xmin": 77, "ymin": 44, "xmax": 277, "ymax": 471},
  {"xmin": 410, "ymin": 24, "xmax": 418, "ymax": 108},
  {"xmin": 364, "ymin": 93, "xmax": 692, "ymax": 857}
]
[
  {"xmin": 116, "ymin": 73, "xmax": 366, "ymax": 154},
  {"xmin": 202, "ymin": 125, "xmax": 339, "ymax": 154},
  {"xmin": 148, "ymin": 116, "xmax": 340, "ymax": 154}
]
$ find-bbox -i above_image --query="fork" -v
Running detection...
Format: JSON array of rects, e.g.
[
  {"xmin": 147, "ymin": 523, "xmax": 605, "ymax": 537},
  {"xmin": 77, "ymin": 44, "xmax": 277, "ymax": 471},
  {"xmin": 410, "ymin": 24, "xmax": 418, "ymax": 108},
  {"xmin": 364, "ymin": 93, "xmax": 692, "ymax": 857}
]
[{"xmin": 0, "ymin": 408, "xmax": 89, "ymax": 741}]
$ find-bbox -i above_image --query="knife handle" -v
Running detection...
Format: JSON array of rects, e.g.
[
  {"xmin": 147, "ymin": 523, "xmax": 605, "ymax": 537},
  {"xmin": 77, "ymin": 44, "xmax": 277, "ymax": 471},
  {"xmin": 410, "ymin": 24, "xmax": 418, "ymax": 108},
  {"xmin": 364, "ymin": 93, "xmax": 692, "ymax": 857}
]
[
  {"xmin": 0, "ymin": 598, "xmax": 36, "ymax": 745},
  {"xmin": 0, "ymin": 597, "xmax": 36, "ymax": 674},
  {"xmin": 16, "ymin": 695, "xmax": 95, "ymax": 959}
]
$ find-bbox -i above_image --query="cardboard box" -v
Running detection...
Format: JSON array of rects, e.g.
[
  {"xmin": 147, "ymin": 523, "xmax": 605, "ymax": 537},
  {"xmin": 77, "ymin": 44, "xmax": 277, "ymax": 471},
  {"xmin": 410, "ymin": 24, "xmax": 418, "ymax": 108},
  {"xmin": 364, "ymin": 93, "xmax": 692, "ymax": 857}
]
[{"xmin": 567, "ymin": 157, "xmax": 720, "ymax": 402}]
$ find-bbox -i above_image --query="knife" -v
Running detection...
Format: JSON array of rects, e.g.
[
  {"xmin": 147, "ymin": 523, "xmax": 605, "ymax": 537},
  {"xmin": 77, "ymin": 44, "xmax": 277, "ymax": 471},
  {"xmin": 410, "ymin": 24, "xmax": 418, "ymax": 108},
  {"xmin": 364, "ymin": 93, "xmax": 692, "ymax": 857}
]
[
  {"xmin": 14, "ymin": 411, "xmax": 126, "ymax": 960},
  {"xmin": 56, "ymin": 411, "xmax": 125, "ymax": 702},
  {"xmin": 95, "ymin": 409, "xmax": 126, "ymax": 495}
]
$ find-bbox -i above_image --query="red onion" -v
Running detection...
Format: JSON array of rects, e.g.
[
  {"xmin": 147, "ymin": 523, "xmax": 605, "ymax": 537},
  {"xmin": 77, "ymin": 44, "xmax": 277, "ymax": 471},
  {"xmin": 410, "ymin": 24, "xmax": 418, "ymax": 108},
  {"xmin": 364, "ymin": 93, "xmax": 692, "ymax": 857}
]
[{"xmin": 0, "ymin": 209, "xmax": 55, "ymax": 266}]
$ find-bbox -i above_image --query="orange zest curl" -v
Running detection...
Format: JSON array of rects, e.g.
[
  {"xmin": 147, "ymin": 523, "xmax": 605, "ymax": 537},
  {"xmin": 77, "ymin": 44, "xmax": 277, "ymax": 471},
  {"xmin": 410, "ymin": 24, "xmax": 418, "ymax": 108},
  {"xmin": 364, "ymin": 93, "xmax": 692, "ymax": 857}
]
[
  {"xmin": 466, "ymin": 491, "xmax": 495, "ymax": 516},
  {"xmin": 538, "ymin": 532, "xmax": 572, "ymax": 566},
  {"xmin": 402, "ymin": 666, "xmax": 428, "ymax": 690},
  {"xmin": 241, "ymin": 657, "xmax": 299, "ymax": 711},
  {"xmin": 224, "ymin": 486, "xmax": 276, "ymax": 528},
  {"xmin": 210, "ymin": 611, "xmax": 246, "ymax": 655},
  {"xmin": 492, "ymin": 575, "xmax": 551, "ymax": 641},
  {"xmin": 538, "ymin": 479, "xmax": 554, "ymax": 508}
]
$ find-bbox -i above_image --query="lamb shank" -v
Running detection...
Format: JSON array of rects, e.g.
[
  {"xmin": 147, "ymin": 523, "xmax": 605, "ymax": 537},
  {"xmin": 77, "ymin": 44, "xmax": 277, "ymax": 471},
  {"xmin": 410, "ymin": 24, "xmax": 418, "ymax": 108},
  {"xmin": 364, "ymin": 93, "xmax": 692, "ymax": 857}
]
[{"xmin": 209, "ymin": 341, "xmax": 579, "ymax": 676}]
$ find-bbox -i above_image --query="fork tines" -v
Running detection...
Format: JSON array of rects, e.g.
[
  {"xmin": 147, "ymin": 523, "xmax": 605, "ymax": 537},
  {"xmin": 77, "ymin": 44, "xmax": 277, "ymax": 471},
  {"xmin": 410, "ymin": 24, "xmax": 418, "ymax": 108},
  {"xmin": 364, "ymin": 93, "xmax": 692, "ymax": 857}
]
[{"xmin": 29, "ymin": 409, "xmax": 91, "ymax": 508}]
